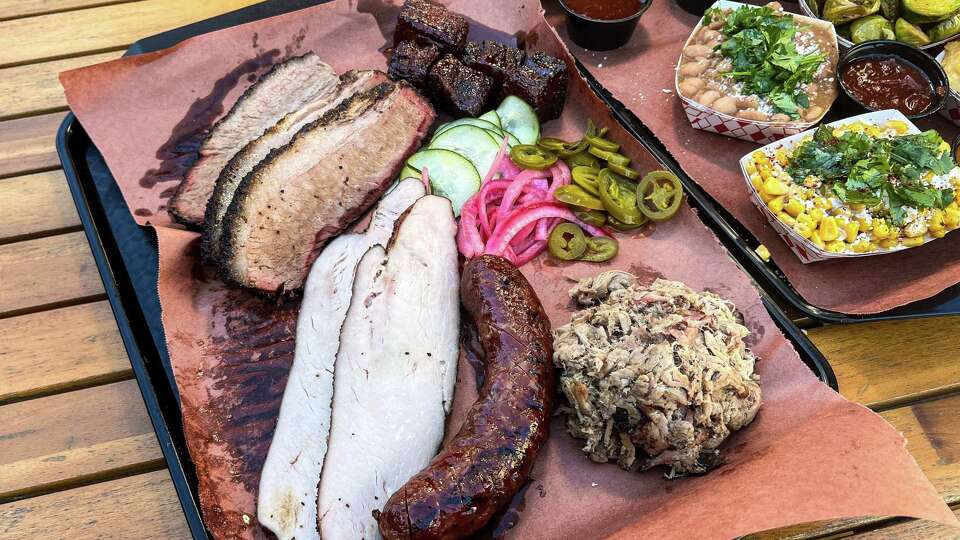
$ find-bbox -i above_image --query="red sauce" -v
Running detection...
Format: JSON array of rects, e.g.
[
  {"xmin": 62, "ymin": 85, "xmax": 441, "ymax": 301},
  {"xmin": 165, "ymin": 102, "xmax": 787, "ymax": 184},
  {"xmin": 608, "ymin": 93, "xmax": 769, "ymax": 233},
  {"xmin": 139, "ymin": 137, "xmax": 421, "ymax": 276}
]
[
  {"xmin": 564, "ymin": 0, "xmax": 643, "ymax": 20},
  {"xmin": 841, "ymin": 56, "xmax": 937, "ymax": 116}
]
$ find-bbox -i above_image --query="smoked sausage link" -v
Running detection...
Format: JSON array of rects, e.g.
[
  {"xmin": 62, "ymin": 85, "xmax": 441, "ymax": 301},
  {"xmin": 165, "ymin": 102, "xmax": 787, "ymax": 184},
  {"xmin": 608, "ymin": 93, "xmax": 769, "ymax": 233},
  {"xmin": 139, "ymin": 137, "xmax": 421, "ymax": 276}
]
[{"xmin": 377, "ymin": 255, "xmax": 555, "ymax": 540}]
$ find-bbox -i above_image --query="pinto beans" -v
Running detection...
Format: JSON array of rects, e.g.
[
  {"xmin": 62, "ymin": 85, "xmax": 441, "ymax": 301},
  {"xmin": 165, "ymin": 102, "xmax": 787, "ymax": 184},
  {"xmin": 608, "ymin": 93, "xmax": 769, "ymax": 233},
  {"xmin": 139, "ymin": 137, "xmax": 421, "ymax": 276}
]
[
  {"xmin": 679, "ymin": 78, "xmax": 705, "ymax": 96},
  {"xmin": 696, "ymin": 90, "xmax": 721, "ymax": 107},
  {"xmin": 712, "ymin": 96, "xmax": 737, "ymax": 115},
  {"xmin": 680, "ymin": 61, "xmax": 709, "ymax": 77}
]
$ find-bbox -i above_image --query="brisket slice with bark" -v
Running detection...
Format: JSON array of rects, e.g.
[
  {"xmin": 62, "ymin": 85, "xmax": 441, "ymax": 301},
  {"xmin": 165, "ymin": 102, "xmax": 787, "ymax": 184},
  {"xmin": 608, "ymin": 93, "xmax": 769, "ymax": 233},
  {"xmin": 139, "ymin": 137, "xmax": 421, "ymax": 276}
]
[
  {"xmin": 201, "ymin": 69, "xmax": 389, "ymax": 261},
  {"xmin": 168, "ymin": 53, "xmax": 338, "ymax": 227},
  {"xmin": 216, "ymin": 80, "xmax": 435, "ymax": 293}
]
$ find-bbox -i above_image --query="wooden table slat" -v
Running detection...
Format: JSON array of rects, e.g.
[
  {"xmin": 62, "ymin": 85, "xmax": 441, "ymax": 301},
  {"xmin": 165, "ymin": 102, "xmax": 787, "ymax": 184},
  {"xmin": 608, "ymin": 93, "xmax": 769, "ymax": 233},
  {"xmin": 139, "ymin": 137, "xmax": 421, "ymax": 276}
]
[
  {"xmin": 0, "ymin": 1, "xmax": 142, "ymax": 22},
  {"xmin": 0, "ymin": 300, "xmax": 129, "ymax": 404},
  {"xmin": 0, "ymin": 379, "xmax": 161, "ymax": 501},
  {"xmin": 0, "ymin": 112, "xmax": 63, "ymax": 179},
  {"xmin": 0, "ymin": 170, "xmax": 81, "ymax": 243},
  {"xmin": 809, "ymin": 318, "xmax": 960, "ymax": 410},
  {"xmin": 0, "ymin": 50, "xmax": 122, "ymax": 121},
  {"xmin": 0, "ymin": 231, "xmax": 104, "ymax": 317},
  {"xmin": 0, "ymin": 470, "xmax": 190, "ymax": 539},
  {"xmin": 849, "ymin": 509, "xmax": 960, "ymax": 539},
  {"xmin": 0, "ymin": 0, "xmax": 262, "ymax": 68}
]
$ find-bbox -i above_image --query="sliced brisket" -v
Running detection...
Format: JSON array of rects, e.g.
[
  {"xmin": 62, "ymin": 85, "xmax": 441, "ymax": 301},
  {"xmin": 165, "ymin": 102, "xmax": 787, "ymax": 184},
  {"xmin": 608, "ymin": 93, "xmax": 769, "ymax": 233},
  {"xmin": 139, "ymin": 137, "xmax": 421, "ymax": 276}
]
[
  {"xmin": 201, "ymin": 69, "xmax": 388, "ymax": 261},
  {"xmin": 216, "ymin": 80, "xmax": 435, "ymax": 293},
  {"xmin": 169, "ymin": 53, "xmax": 338, "ymax": 226}
]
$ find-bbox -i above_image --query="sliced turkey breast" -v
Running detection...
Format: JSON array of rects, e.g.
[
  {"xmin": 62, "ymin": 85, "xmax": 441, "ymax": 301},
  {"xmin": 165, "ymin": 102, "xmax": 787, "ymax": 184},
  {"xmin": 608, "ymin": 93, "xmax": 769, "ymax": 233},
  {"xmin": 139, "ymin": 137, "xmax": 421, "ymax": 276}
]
[
  {"xmin": 202, "ymin": 70, "xmax": 389, "ymax": 261},
  {"xmin": 317, "ymin": 195, "xmax": 459, "ymax": 540},
  {"xmin": 168, "ymin": 52, "xmax": 337, "ymax": 226},
  {"xmin": 256, "ymin": 179, "xmax": 426, "ymax": 540}
]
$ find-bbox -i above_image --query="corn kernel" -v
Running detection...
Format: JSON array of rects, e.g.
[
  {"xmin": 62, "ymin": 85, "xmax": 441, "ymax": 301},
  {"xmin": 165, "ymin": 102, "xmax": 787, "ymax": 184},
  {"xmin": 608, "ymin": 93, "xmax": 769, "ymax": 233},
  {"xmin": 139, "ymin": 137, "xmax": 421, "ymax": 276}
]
[
  {"xmin": 808, "ymin": 207, "xmax": 826, "ymax": 223},
  {"xmin": 866, "ymin": 125, "xmax": 883, "ymax": 137},
  {"xmin": 843, "ymin": 220, "xmax": 859, "ymax": 240},
  {"xmin": 755, "ymin": 244, "xmax": 771, "ymax": 261},
  {"xmin": 763, "ymin": 177, "xmax": 789, "ymax": 197},
  {"xmin": 767, "ymin": 196, "xmax": 785, "ymax": 213},
  {"xmin": 826, "ymin": 240, "xmax": 846, "ymax": 253},
  {"xmin": 879, "ymin": 238, "xmax": 898, "ymax": 249},
  {"xmin": 760, "ymin": 190, "xmax": 775, "ymax": 203},
  {"xmin": 928, "ymin": 210, "xmax": 945, "ymax": 232},
  {"xmin": 887, "ymin": 120, "xmax": 909, "ymax": 134},
  {"xmin": 774, "ymin": 148, "xmax": 789, "ymax": 167},
  {"xmin": 793, "ymin": 222, "xmax": 813, "ymax": 239},
  {"xmin": 784, "ymin": 198, "xmax": 805, "ymax": 217},
  {"xmin": 750, "ymin": 173, "xmax": 763, "ymax": 192},
  {"xmin": 777, "ymin": 212, "xmax": 797, "ymax": 227},
  {"xmin": 813, "ymin": 197, "xmax": 829, "ymax": 209},
  {"xmin": 872, "ymin": 219, "xmax": 890, "ymax": 240},
  {"xmin": 818, "ymin": 216, "xmax": 839, "ymax": 242},
  {"xmin": 902, "ymin": 236, "xmax": 925, "ymax": 248},
  {"xmin": 932, "ymin": 229, "xmax": 947, "ymax": 238},
  {"xmin": 796, "ymin": 212, "xmax": 812, "ymax": 225},
  {"xmin": 851, "ymin": 240, "xmax": 875, "ymax": 253},
  {"xmin": 810, "ymin": 231, "xmax": 826, "ymax": 249},
  {"xmin": 850, "ymin": 203, "xmax": 866, "ymax": 211},
  {"xmin": 746, "ymin": 161, "xmax": 758, "ymax": 175},
  {"xmin": 945, "ymin": 208, "xmax": 960, "ymax": 229}
]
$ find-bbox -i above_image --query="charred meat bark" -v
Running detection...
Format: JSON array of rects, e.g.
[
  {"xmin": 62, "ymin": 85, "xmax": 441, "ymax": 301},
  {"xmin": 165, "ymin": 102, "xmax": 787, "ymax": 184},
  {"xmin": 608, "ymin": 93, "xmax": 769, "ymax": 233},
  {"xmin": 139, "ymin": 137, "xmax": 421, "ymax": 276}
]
[
  {"xmin": 388, "ymin": 40, "xmax": 440, "ymax": 88},
  {"xmin": 169, "ymin": 53, "xmax": 338, "ymax": 226},
  {"xmin": 462, "ymin": 40, "xmax": 525, "ymax": 86},
  {"xmin": 216, "ymin": 81, "xmax": 435, "ymax": 294},
  {"xmin": 394, "ymin": 0, "xmax": 468, "ymax": 55},
  {"xmin": 202, "ymin": 69, "xmax": 388, "ymax": 262},
  {"xmin": 502, "ymin": 51, "xmax": 569, "ymax": 122},
  {"xmin": 428, "ymin": 54, "xmax": 494, "ymax": 118}
]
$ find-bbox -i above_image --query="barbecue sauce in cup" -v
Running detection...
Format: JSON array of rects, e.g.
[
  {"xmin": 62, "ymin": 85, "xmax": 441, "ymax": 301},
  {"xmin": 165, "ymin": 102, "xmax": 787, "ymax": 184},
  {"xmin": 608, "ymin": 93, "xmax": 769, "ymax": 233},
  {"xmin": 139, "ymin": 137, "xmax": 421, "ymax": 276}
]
[
  {"xmin": 841, "ymin": 56, "xmax": 938, "ymax": 116},
  {"xmin": 564, "ymin": 0, "xmax": 643, "ymax": 20}
]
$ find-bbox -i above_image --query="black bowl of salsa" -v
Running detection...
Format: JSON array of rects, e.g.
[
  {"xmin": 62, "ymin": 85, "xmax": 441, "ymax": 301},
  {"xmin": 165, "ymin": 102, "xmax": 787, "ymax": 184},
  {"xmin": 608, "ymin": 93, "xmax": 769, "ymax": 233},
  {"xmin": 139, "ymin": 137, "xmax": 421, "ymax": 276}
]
[
  {"xmin": 837, "ymin": 40, "xmax": 949, "ymax": 120},
  {"xmin": 559, "ymin": 0, "xmax": 652, "ymax": 51}
]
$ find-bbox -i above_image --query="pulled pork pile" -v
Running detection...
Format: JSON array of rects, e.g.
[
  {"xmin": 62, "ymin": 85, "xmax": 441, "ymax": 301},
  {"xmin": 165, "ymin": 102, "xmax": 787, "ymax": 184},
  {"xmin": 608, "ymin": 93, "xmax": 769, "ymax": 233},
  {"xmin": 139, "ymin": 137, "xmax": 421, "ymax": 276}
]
[{"xmin": 553, "ymin": 271, "xmax": 762, "ymax": 478}]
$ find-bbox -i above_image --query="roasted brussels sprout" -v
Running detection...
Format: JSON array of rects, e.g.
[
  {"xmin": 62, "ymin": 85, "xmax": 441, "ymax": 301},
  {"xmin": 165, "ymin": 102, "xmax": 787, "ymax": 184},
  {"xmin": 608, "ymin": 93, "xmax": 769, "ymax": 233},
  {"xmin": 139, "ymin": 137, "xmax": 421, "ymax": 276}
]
[
  {"xmin": 822, "ymin": 0, "xmax": 880, "ymax": 25},
  {"xmin": 928, "ymin": 12, "xmax": 960, "ymax": 41},
  {"xmin": 850, "ymin": 15, "xmax": 895, "ymax": 43},
  {"xmin": 879, "ymin": 0, "xmax": 898, "ymax": 20},
  {"xmin": 901, "ymin": 0, "xmax": 960, "ymax": 25},
  {"xmin": 894, "ymin": 18, "xmax": 931, "ymax": 46}
]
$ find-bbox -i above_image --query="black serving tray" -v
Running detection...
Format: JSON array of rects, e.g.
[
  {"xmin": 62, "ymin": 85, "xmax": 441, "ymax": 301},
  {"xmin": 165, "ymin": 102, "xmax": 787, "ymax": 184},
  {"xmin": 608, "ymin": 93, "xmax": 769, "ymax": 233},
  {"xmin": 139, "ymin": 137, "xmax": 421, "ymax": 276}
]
[
  {"xmin": 577, "ymin": 62, "xmax": 960, "ymax": 325},
  {"xmin": 57, "ymin": 1, "xmax": 837, "ymax": 536}
]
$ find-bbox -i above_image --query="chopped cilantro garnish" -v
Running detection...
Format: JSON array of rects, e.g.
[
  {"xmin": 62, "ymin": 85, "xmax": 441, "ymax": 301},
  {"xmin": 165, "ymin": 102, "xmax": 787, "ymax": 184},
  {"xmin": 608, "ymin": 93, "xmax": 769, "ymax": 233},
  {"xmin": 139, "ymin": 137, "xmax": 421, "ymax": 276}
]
[
  {"xmin": 703, "ymin": 6, "xmax": 825, "ymax": 119},
  {"xmin": 786, "ymin": 126, "xmax": 955, "ymax": 226}
]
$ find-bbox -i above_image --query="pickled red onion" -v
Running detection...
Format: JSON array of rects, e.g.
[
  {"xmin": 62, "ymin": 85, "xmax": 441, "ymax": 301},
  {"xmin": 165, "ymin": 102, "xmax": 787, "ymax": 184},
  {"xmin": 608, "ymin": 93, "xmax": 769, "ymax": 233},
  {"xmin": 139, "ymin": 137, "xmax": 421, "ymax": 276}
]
[{"xmin": 457, "ymin": 148, "xmax": 609, "ymax": 265}]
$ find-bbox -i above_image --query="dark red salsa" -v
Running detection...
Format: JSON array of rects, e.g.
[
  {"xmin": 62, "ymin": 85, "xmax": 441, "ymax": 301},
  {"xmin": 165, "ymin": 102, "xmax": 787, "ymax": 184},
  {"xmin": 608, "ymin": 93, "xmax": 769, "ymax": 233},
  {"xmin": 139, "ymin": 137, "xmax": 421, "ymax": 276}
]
[
  {"xmin": 564, "ymin": 0, "xmax": 643, "ymax": 20},
  {"xmin": 841, "ymin": 56, "xmax": 942, "ymax": 116}
]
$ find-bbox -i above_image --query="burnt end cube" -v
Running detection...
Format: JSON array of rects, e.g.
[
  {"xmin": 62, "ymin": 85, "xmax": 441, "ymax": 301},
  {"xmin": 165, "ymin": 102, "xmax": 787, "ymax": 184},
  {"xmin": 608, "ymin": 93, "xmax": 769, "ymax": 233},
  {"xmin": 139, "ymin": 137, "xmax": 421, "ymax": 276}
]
[
  {"xmin": 502, "ymin": 51, "xmax": 569, "ymax": 122},
  {"xmin": 388, "ymin": 40, "xmax": 440, "ymax": 88},
  {"xmin": 462, "ymin": 40, "xmax": 526, "ymax": 87},
  {"xmin": 428, "ymin": 54, "xmax": 494, "ymax": 118},
  {"xmin": 394, "ymin": 0, "xmax": 469, "ymax": 56}
]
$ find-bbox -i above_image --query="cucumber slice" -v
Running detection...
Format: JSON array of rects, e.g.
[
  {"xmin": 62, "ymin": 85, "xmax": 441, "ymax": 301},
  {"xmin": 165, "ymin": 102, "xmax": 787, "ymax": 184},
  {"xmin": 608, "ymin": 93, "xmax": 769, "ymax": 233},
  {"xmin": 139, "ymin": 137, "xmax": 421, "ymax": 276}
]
[
  {"xmin": 482, "ymin": 128, "xmax": 519, "ymax": 148},
  {"xmin": 433, "ymin": 118, "xmax": 502, "ymax": 140},
  {"xmin": 479, "ymin": 110, "xmax": 502, "ymax": 128},
  {"xmin": 398, "ymin": 165, "xmax": 421, "ymax": 180},
  {"xmin": 407, "ymin": 149, "xmax": 480, "ymax": 216},
  {"xmin": 496, "ymin": 96, "xmax": 540, "ymax": 145},
  {"xmin": 429, "ymin": 125, "xmax": 501, "ymax": 179}
]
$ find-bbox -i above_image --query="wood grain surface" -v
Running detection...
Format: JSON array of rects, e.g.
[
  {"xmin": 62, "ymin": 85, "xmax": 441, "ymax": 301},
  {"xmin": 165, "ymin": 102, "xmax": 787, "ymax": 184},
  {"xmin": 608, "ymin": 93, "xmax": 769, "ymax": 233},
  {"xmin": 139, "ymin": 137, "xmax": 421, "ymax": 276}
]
[{"xmin": 0, "ymin": 1, "xmax": 957, "ymax": 539}]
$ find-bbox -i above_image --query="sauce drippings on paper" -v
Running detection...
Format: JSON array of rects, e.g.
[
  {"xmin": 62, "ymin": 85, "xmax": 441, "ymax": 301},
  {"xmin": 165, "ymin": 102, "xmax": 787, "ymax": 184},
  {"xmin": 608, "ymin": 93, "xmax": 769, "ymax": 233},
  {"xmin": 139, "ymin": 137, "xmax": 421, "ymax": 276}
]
[
  {"xmin": 564, "ymin": 0, "xmax": 643, "ymax": 20},
  {"xmin": 841, "ymin": 56, "xmax": 937, "ymax": 116},
  {"xmin": 137, "ymin": 48, "xmax": 281, "ymax": 191}
]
